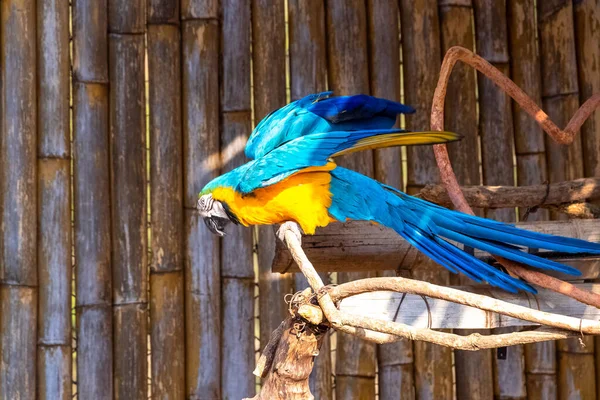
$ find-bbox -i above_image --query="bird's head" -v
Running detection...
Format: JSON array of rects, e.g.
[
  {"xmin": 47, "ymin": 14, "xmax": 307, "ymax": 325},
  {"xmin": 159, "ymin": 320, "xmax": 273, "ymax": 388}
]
[{"xmin": 197, "ymin": 193, "xmax": 232, "ymax": 236}]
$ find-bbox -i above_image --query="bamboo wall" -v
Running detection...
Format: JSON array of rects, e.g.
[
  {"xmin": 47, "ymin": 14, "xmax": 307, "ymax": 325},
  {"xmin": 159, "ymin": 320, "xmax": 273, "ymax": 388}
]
[{"xmin": 0, "ymin": 0, "xmax": 598, "ymax": 399}]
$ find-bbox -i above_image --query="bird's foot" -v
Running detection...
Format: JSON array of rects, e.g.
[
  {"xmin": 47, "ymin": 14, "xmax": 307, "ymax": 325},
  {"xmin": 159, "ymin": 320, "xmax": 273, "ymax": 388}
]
[{"xmin": 277, "ymin": 221, "xmax": 303, "ymax": 245}]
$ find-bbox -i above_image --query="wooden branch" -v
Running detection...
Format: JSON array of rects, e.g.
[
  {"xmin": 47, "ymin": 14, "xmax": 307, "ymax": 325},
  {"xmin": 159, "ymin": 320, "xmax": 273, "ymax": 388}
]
[
  {"xmin": 278, "ymin": 224, "xmax": 581, "ymax": 350},
  {"xmin": 430, "ymin": 45, "xmax": 600, "ymax": 308},
  {"xmin": 420, "ymin": 177, "xmax": 600, "ymax": 209},
  {"xmin": 332, "ymin": 279, "xmax": 600, "ymax": 332},
  {"xmin": 272, "ymin": 220, "xmax": 600, "ymax": 278}
]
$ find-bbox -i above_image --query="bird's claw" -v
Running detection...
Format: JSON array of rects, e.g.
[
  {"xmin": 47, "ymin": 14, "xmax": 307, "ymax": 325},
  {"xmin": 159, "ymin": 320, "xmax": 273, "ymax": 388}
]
[{"xmin": 277, "ymin": 221, "xmax": 303, "ymax": 245}]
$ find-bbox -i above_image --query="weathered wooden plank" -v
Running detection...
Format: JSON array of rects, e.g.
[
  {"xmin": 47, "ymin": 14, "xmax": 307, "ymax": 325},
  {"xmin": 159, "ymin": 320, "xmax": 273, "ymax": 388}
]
[
  {"xmin": 73, "ymin": 81, "xmax": 113, "ymax": 400},
  {"xmin": 108, "ymin": 32, "xmax": 148, "ymax": 400},
  {"xmin": 289, "ymin": 0, "xmax": 327, "ymax": 102},
  {"xmin": 181, "ymin": 0, "xmax": 218, "ymax": 20},
  {"xmin": 574, "ymin": 0, "xmax": 600, "ymax": 179},
  {"xmin": 108, "ymin": 0, "xmax": 145, "ymax": 33},
  {"xmin": 538, "ymin": 0, "xmax": 583, "ymax": 187},
  {"xmin": 148, "ymin": 0, "xmax": 179, "ymax": 24},
  {"xmin": 339, "ymin": 283, "xmax": 600, "ymax": 330},
  {"xmin": 0, "ymin": 2, "xmax": 38, "ymax": 399},
  {"xmin": 37, "ymin": 1, "xmax": 71, "ymax": 398},
  {"xmin": 272, "ymin": 219, "xmax": 600, "ymax": 275},
  {"xmin": 37, "ymin": 160, "xmax": 71, "ymax": 400},
  {"xmin": 0, "ymin": 287, "xmax": 37, "ymax": 400},
  {"xmin": 148, "ymin": 22, "xmax": 185, "ymax": 399},
  {"xmin": 182, "ymin": 20, "xmax": 221, "ymax": 398},
  {"xmin": 72, "ymin": 0, "xmax": 108, "ymax": 83},
  {"xmin": 508, "ymin": 0, "xmax": 548, "ymax": 221}
]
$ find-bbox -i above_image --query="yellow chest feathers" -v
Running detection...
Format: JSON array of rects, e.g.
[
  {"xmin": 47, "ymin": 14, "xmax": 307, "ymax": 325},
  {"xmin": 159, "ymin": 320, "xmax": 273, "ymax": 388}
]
[{"xmin": 211, "ymin": 170, "xmax": 334, "ymax": 234}]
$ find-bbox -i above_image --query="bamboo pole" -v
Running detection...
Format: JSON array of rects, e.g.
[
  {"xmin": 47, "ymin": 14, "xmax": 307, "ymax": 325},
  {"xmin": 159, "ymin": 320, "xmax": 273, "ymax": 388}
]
[
  {"xmin": 573, "ymin": 5, "xmax": 600, "ymax": 398},
  {"xmin": 72, "ymin": 1, "xmax": 112, "ymax": 398},
  {"xmin": 36, "ymin": 1, "xmax": 71, "ymax": 399},
  {"xmin": 367, "ymin": 2, "xmax": 415, "ymax": 399},
  {"xmin": 472, "ymin": 1, "xmax": 528, "ymax": 397},
  {"xmin": 288, "ymin": 1, "xmax": 332, "ymax": 398},
  {"xmin": 399, "ymin": 1, "xmax": 453, "ymax": 399},
  {"xmin": 326, "ymin": 1, "xmax": 376, "ymax": 398},
  {"xmin": 148, "ymin": 2, "xmax": 185, "ymax": 396},
  {"xmin": 108, "ymin": 14, "xmax": 148, "ymax": 396},
  {"xmin": 537, "ymin": 2, "xmax": 589, "ymax": 397},
  {"xmin": 0, "ymin": 1, "xmax": 37, "ymax": 399},
  {"xmin": 251, "ymin": 0, "xmax": 294, "ymax": 373},
  {"xmin": 438, "ymin": 2, "xmax": 496, "ymax": 398},
  {"xmin": 537, "ymin": 1, "xmax": 583, "ymax": 189},
  {"xmin": 574, "ymin": 0, "xmax": 600, "ymax": 178},
  {"xmin": 508, "ymin": 1, "xmax": 552, "ymax": 397},
  {"xmin": 508, "ymin": 0, "xmax": 548, "ymax": 221},
  {"xmin": 221, "ymin": 1, "xmax": 254, "ymax": 397},
  {"xmin": 182, "ymin": 15, "xmax": 221, "ymax": 398}
]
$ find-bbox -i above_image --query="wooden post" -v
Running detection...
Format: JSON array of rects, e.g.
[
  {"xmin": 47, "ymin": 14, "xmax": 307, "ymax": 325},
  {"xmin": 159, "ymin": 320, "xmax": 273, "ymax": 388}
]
[
  {"xmin": 72, "ymin": 1, "xmax": 112, "ymax": 398},
  {"xmin": 220, "ymin": 0, "xmax": 255, "ymax": 398},
  {"xmin": 438, "ymin": 2, "xmax": 495, "ymax": 399},
  {"xmin": 573, "ymin": 0, "xmax": 600, "ymax": 178},
  {"xmin": 573, "ymin": 6, "xmax": 600, "ymax": 397},
  {"xmin": 288, "ymin": 1, "xmax": 332, "ymax": 398},
  {"xmin": 252, "ymin": 0, "xmax": 294, "ymax": 367},
  {"xmin": 537, "ymin": 1, "xmax": 592, "ymax": 397},
  {"xmin": 367, "ymin": 2, "xmax": 415, "ymax": 399},
  {"xmin": 537, "ymin": 1, "xmax": 583, "ymax": 189},
  {"xmin": 37, "ymin": 0, "xmax": 71, "ymax": 399},
  {"xmin": 0, "ymin": 3, "xmax": 37, "ymax": 399},
  {"xmin": 472, "ymin": 1, "xmax": 528, "ymax": 397},
  {"xmin": 108, "ymin": 2, "xmax": 148, "ymax": 395},
  {"xmin": 399, "ymin": 1, "xmax": 453, "ymax": 399},
  {"xmin": 148, "ymin": 1, "xmax": 185, "ymax": 398},
  {"xmin": 181, "ymin": 4, "xmax": 221, "ymax": 395},
  {"xmin": 326, "ymin": 1, "xmax": 376, "ymax": 398},
  {"xmin": 508, "ymin": 1, "xmax": 551, "ymax": 398}
]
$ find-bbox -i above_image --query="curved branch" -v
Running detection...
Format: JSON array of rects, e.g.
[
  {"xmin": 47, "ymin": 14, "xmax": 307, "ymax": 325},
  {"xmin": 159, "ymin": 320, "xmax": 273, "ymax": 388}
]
[
  {"xmin": 430, "ymin": 46, "xmax": 600, "ymax": 308},
  {"xmin": 280, "ymin": 225, "xmax": 578, "ymax": 350},
  {"xmin": 329, "ymin": 277, "xmax": 600, "ymax": 335}
]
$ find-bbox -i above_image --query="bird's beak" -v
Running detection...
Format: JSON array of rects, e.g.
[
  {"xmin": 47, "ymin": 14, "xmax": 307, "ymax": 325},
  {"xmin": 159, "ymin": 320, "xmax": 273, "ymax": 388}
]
[
  {"xmin": 197, "ymin": 194, "xmax": 232, "ymax": 236},
  {"xmin": 203, "ymin": 216, "xmax": 230, "ymax": 236}
]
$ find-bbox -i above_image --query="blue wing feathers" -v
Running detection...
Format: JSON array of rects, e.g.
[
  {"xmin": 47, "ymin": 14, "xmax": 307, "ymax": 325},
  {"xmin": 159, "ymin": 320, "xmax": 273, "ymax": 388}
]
[{"xmin": 329, "ymin": 167, "xmax": 599, "ymax": 293}]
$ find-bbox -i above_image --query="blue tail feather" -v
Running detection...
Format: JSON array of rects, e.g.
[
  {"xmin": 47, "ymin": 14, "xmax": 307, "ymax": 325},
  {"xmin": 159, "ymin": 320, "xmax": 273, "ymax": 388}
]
[{"xmin": 329, "ymin": 167, "xmax": 600, "ymax": 293}]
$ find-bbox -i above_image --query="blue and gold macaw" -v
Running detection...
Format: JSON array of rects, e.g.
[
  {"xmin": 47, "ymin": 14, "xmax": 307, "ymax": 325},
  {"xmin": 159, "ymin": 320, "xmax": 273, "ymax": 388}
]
[{"xmin": 198, "ymin": 92, "xmax": 600, "ymax": 293}]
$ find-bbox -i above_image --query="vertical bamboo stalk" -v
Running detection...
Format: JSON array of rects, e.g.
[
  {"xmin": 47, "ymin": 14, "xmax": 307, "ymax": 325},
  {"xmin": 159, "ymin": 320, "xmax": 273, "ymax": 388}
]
[
  {"xmin": 493, "ymin": 329, "xmax": 527, "ymax": 399},
  {"xmin": 221, "ymin": 0, "xmax": 255, "ymax": 397},
  {"xmin": 37, "ymin": 1, "xmax": 71, "ymax": 399},
  {"xmin": 537, "ymin": 1, "xmax": 583, "ymax": 186},
  {"xmin": 326, "ymin": 1, "xmax": 376, "ymax": 398},
  {"xmin": 108, "ymin": 5, "xmax": 148, "ymax": 394},
  {"xmin": 182, "ymin": 13, "xmax": 221, "ymax": 397},
  {"xmin": 72, "ymin": 1, "xmax": 112, "ymax": 398},
  {"xmin": 524, "ymin": 341, "xmax": 556, "ymax": 400},
  {"xmin": 557, "ymin": 338, "xmax": 596, "ymax": 399},
  {"xmin": 473, "ymin": 0, "xmax": 515, "ymax": 222},
  {"xmin": 439, "ymin": 3, "xmax": 494, "ymax": 398},
  {"xmin": 508, "ymin": 1, "xmax": 553, "ymax": 398},
  {"xmin": 574, "ymin": 0, "xmax": 600, "ymax": 178},
  {"xmin": 399, "ymin": 2, "xmax": 453, "ymax": 399},
  {"xmin": 148, "ymin": 1, "xmax": 185, "ymax": 397},
  {"xmin": 537, "ymin": 2, "xmax": 588, "ymax": 397},
  {"xmin": 252, "ymin": 0, "xmax": 294, "ymax": 367},
  {"xmin": 0, "ymin": 1, "xmax": 38, "ymax": 399},
  {"xmin": 289, "ymin": 1, "xmax": 332, "ymax": 397},
  {"xmin": 367, "ymin": 2, "xmax": 415, "ymax": 399},
  {"xmin": 508, "ymin": 0, "xmax": 548, "ymax": 221}
]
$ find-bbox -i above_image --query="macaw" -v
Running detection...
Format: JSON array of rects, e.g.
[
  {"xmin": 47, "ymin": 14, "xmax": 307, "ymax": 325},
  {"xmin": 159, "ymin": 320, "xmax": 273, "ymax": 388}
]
[{"xmin": 198, "ymin": 92, "xmax": 600, "ymax": 293}]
